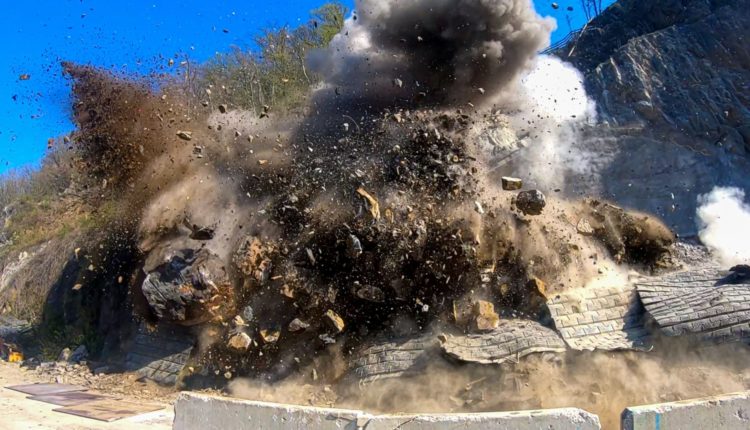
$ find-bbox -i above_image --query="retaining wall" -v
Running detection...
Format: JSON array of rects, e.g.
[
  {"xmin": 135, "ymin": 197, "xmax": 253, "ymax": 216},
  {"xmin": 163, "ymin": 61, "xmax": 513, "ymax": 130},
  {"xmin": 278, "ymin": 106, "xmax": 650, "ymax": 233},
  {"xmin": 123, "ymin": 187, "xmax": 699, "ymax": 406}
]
[
  {"xmin": 175, "ymin": 390, "xmax": 750, "ymax": 429},
  {"xmin": 621, "ymin": 391, "xmax": 750, "ymax": 430},
  {"xmin": 173, "ymin": 392, "xmax": 601, "ymax": 430}
]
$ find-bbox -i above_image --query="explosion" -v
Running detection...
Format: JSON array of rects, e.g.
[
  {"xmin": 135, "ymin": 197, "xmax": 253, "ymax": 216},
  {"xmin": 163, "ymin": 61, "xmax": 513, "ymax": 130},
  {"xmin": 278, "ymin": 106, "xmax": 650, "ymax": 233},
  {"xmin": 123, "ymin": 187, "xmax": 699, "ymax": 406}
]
[{"xmin": 51, "ymin": 1, "xmax": 749, "ymax": 428}]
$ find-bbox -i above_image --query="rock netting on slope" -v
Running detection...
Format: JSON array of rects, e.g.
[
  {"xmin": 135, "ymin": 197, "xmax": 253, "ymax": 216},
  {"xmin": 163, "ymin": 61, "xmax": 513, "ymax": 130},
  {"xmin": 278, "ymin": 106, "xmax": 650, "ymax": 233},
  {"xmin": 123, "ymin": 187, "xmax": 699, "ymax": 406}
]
[
  {"xmin": 637, "ymin": 266, "xmax": 750, "ymax": 344},
  {"xmin": 547, "ymin": 285, "xmax": 651, "ymax": 351},
  {"xmin": 439, "ymin": 320, "xmax": 566, "ymax": 365}
]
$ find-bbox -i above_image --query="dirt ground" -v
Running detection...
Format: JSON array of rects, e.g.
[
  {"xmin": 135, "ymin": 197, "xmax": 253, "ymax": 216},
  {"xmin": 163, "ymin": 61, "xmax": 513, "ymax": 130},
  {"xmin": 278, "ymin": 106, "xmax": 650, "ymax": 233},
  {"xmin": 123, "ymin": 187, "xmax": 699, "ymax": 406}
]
[{"xmin": 0, "ymin": 362, "xmax": 173, "ymax": 430}]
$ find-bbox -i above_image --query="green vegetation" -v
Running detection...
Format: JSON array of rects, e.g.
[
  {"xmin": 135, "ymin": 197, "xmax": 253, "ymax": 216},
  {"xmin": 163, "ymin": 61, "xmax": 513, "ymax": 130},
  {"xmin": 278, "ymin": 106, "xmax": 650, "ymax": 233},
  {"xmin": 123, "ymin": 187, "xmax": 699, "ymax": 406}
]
[
  {"xmin": 0, "ymin": 1, "xmax": 348, "ymax": 327},
  {"xmin": 198, "ymin": 2, "xmax": 347, "ymax": 112}
]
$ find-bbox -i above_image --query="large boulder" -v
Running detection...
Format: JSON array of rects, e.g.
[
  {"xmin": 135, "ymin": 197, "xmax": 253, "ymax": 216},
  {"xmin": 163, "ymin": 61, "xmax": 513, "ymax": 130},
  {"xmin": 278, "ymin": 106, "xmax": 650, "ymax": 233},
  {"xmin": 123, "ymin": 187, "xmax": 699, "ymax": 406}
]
[{"xmin": 141, "ymin": 249, "xmax": 234, "ymax": 326}]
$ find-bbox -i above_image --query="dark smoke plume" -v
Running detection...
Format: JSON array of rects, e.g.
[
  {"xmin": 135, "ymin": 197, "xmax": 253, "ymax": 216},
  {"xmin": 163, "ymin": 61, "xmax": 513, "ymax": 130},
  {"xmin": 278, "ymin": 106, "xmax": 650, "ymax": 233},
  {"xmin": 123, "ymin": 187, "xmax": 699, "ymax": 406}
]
[{"xmin": 310, "ymin": 0, "xmax": 555, "ymax": 108}]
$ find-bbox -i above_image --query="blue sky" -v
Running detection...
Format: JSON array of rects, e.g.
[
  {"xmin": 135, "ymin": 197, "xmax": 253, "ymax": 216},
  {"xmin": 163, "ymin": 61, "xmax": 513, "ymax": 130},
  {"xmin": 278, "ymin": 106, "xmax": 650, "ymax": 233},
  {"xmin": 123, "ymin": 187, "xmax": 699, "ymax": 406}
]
[{"xmin": 0, "ymin": 0, "xmax": 612, "ymax": 174}]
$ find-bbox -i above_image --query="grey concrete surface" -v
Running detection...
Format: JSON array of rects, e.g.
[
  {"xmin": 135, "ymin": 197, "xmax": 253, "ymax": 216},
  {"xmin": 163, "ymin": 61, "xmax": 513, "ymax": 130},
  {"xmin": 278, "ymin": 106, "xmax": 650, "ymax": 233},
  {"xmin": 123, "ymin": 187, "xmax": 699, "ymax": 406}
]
[
  {"xmin": 173, "ymin": 392, "xmax": 601, "ymax": 430},
  {"xmin": 622, "ymin": 391, "xmax": 750, "ymax": 430}
]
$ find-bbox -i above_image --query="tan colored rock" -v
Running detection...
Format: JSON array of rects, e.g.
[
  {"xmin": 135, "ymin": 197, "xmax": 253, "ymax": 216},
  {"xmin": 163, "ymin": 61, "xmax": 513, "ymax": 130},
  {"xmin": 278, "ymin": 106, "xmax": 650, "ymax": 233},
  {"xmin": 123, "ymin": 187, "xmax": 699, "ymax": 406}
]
[
  {"xmin": 259, "ymin": 328, "xmax": 280, "ymax": 344},
  {"xmin": 280, "ymin": 284, "xmax": 295, "ymax": 299},
  {"xmin": 232, "ymin": 315, "xmax": 246, "ymax": 327},
  {"xmin": 227, "ymin": 332, "xmax": 252, "ymax": 352},
  {"xmin": 502, "ymin": 177, "xmax": 523, "ymax": 191},
  {"xmin": 577, "ymin": 218, "xmax": 594, "ymax": 236},
  {"xmin": 324, "ymin": 310, "xmax": 345, "ymax": 333},
  {"xmin": 473, "ymin": 300, "xmax": 500, "ymax": 332},
  {"xmin": 528, "ymin": 277, "xmax": 548, "ymax": 299}
]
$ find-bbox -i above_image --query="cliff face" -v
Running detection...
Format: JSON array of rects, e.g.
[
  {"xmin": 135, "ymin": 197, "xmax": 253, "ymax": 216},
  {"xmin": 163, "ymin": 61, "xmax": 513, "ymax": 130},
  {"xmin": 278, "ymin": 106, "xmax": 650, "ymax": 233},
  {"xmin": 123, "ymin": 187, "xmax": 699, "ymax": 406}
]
[{"xmin": 560, "ymin": 0, "xmax": 750, "ymax": 235}]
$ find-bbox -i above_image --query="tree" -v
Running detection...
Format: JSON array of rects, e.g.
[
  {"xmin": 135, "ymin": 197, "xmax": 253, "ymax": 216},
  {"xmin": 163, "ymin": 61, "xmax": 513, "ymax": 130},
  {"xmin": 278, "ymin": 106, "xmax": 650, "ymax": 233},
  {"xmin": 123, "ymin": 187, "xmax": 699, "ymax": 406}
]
[
  {"xmin": 197, "ymin": 2, "xmax": 348, "ymax": 112},
  {"xmin": 311, "ymin": 3, "xmax": 348, "ymax": 45},
  {"xmin": 580, "ymin": 0, "xmax": 604, "ymax": 21}
]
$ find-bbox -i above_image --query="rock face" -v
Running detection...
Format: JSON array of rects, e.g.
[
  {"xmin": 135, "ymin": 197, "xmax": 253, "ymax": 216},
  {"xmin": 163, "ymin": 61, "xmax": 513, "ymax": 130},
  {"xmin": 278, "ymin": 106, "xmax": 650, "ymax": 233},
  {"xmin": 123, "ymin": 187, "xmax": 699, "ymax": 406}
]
[{"xmin": 558, "ymin": 0, "xmax": 750, "ymax": 235}]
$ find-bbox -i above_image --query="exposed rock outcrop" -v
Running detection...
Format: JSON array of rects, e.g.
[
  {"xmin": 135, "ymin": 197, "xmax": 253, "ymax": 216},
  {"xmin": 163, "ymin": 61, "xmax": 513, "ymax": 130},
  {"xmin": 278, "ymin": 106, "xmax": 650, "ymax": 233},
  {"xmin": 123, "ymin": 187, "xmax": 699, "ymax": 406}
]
[{"xmin": 558, "ymin": 0, "xmax": 750, "ymax": 235}]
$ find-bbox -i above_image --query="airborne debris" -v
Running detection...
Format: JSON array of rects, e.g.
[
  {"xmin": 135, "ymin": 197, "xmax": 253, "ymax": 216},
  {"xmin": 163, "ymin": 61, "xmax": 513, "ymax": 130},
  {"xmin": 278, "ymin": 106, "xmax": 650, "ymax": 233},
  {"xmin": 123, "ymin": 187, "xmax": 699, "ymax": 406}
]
[
  {"xmin": 515, "ymin": 190, "xmax": 546, "ymax": 215},
  {"xmin": 227, "ymin": 332, "xmax": 252, "ymax": 351},
  {"xmin": 473, "ymin": 300, "xmax": 500, "ymax": 332},
  {"xmin": 288, "ymin": 318, "xmax": 310, "ymax": 332},
  {"xmin": 474, "ymin": 201, "xmax": 485, "ymax": 215},
  {"xmin": 346, "ymin": 234, "xmax": 363, "ymax": 258},
  {"xmin": 176, "ymin": 131, "xmax": 193, "ymax": 141},
  {"xmin": 576, "ymin": 218, "xmax": 594, "ymax": 236},
  {"xmin": 324, "ymin": 310, "xmax": 345, "ymax": 333},
  {"xmin": 259, "ymin": 328, "xmax": 281, "ymax": 344},
  {"xmin": 356, "ymin": 188, "xmax": 380, "ymax": 220},
  {"xmin": 501, "ymin": 177, "xmax": 523, "ymax": 191}
]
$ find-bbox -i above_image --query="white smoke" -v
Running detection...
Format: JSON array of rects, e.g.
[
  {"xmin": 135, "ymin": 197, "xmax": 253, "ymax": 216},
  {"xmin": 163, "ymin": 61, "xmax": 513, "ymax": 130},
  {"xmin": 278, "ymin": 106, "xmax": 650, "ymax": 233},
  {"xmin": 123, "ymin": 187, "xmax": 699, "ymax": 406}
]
[
  {"xmin": 519, "ymin": 55, "xmax": 596, "ymax": 123},
  {"xmin": 479, "ymin": 54, "xmax": 598, "ymax": 192},
  {"xmin": 697, "ymin": 187, "xmax": 750, "ymax": 266}
]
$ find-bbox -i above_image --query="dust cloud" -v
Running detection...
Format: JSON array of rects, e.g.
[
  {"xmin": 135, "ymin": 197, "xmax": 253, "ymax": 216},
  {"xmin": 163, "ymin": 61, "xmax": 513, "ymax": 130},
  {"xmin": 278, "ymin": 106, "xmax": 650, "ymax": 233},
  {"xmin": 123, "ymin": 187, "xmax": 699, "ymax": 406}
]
[
  {"xmin": 697, "ymin": 187, "xmax": 750, "ymax": 266},
  {"xmin": 310, "ymin": 0, "xmax": 555, "ymax": 108},
  {"xmin": 229, "ymin": 337, "xmax": 750, "ymax": 430},
  {"xmin": 59, "ymin": 0, "xmax": 749, "ymax": 425}
]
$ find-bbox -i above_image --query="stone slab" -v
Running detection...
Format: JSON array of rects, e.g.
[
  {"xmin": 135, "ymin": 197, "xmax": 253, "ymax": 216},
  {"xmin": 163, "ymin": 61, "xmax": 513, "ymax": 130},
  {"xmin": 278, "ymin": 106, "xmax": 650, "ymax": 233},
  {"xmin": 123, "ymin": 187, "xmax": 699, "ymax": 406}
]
[
  {"xmin": 547, "ymin": 284, "xmax": 651, "ymax": 351},
  {"xmin": 124, "ymin": 323, "xmax": 194, "ymax": 386},
  {"xmin": 622, "ymin": 391, "xmax": 750, "ymax": 430},
  {"xmin": 636, "ymin": 267, "xmax": 750, "ymax": 344},
  {"xmin": 439, "ymin": 319, "xmax": 566, "ymax": 365},
  {"xmin": 173, "ymin": 392, "xmax": 601, "ymax": 430},
  {"xmin": 349, "ymin": 335, "xmax": 441, "ymax": 384}
]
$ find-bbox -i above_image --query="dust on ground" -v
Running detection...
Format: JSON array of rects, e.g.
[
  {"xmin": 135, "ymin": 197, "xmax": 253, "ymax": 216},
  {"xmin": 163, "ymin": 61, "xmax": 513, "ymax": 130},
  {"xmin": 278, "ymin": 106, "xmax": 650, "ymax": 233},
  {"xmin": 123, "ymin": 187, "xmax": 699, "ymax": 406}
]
[{"xmin": 0, "ymin": 361, "xmax": 173, "ymax": 430}]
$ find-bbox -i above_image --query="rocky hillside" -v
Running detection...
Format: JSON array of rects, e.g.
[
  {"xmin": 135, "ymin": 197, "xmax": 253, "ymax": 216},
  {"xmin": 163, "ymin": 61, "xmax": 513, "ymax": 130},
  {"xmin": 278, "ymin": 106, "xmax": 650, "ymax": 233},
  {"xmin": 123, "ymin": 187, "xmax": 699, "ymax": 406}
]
[{"xmin": 560, "ymin": 0, "xmax": 750, "ymax": 235}]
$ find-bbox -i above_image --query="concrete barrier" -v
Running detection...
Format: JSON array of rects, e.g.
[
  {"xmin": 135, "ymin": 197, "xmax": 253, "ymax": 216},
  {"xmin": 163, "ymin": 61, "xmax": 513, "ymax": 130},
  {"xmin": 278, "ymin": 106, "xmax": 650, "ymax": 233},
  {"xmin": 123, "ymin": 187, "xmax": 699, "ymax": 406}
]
[
  {"xmin": 622, "ymin": 391, "xmax": 750, "ymax": 430},
  {"xmin": 173, "ymin": 392, "xmax": 602, "ymax": 430}
]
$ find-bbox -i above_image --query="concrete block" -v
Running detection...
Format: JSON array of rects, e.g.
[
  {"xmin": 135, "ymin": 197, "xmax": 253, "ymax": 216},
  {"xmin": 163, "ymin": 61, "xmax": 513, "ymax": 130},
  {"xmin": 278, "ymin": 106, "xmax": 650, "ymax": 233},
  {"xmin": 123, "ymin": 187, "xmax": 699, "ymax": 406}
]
[
  {"xmin": 174, "ymin": 392, "xmax": 601, "ymax": 430},
  {"xmin": 622, "ymin": 391, "xmax": 750, "ymax": 430}
]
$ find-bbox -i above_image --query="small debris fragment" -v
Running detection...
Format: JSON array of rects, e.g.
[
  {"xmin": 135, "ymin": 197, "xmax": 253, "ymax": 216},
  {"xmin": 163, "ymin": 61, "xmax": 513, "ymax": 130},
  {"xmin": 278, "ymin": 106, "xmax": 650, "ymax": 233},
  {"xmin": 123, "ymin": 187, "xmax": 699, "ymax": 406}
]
[
  {"xmin": 176, "ymin": 131, "xmax": 193, "ymax": 141},
  {"xmin": 228, "ymin": 332, "xmax": 252, "ymax": 351},
  {"xmin": 319, "ymin": 333, "xmax": 336, "ymax": 344},
  {"xmin": 259, "ymin": 328, "xmax": 281, "ymax": 344},
  {"xmin": 528, "ymin": 277, "xmax": 548, "ymax": 300},
  {"xmin": 280, "ymin": 284, "xmax": 295, "ymax": 299},
  {"xmin": 218, "ymin": 104, "xmax": 228, "ymax": 114},
  {"xmin": 242, "ymin": 306, "xmax": 254, "ymax": 322},
  {"xmin": 356, "ymin": 188, "xmax": 381, "ymax": 220},
  {"xmin": 354, "ymin": 285, "xmax": 385, "ymax": 303},
  {"xmin": 324, "ymin": 310, "xmax": 345, "ymax": 333},
  {"xmin": 577, "ymin": 218, "xmax": 594, "ymax": 236},
  {"xmin": 473, "ymin": 300, "xmax": 500, "ymax": 332},
  {"xmin": 306, "ymin": 248, "xmax": 316, "ymax": 266},
  {"xmin": 233, "ymin": 315, "xmax": 246, "ymax": 327},
  {"xmin": 346, "ymin": 234, "xmax": 363, "ymax": 258},
  {"xmin": 501, "ymin": 177, "xmax": 523, "ymax": 191},
  {"xmin": 288, "ymin": 318, "xmax": 310, "ymax": 332}
]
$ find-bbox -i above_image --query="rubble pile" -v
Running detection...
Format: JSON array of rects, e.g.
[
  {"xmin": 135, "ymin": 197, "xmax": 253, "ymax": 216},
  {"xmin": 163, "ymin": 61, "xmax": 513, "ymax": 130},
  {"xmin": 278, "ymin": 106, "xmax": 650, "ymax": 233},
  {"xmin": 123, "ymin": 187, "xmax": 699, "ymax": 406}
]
[
  {"xmin": 127, "ymin": 107, "xmax": 676, "ymax": 382},
  {"xmin": 56, "ymin": 0, "xmax": 741, "ymax": 403}
]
